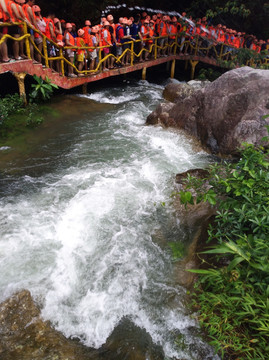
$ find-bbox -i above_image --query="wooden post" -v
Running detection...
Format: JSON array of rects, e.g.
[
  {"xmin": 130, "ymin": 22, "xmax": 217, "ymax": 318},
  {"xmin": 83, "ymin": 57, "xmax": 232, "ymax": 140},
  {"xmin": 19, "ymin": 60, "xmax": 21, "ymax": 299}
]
[
  {"xmin": 142, "ymin": 67, "xmax": 146, "ymax": 80},
  {"xmin": 82, "ymin": 83, "xmax": 87, "ymax": 94},
  {"xmin": 170, "ymin": 59, "xmax": 176, "ymax": 78},
  {"xmin": 23, "ymin": 22, "xmax": 31, "ymax": 59},
  {"xmin": 59, "ymin": 48, "xmax": 65, "ymax": 76},
  {"xmin": 154, "ymin": 38, "xmax": 157, "ymax": 59},
  {"xmin": 13, "ymin": 72, "xmax": 27, "ymax": 105},
  {"xmin": 43, "ymin": 36, "xmax": 49, "ymax": 68},
  {"xmin": 130, "ymin": 40, "xmax": 134, "ymax": 66},
  {"xmin": 190, "ymin": 60, "xmax": 198, "ymax": 80}
]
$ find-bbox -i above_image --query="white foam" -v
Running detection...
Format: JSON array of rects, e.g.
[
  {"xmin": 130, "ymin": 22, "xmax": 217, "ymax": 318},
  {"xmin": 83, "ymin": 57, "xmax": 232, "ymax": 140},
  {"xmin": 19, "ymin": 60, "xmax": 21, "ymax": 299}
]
[
  {"xmin": 81, "ymin": 92, "xmax": 140, "ymax": 104},
  {"xmin": 0, "ymin": 80, "xmax": 214, "ymax": 359}
]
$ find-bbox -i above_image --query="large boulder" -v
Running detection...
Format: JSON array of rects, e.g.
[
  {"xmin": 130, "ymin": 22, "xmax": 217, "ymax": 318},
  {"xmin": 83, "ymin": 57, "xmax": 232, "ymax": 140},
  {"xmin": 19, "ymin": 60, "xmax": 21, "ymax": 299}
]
[{"xmin": 147, "ymin": 67, "xmax": 269, "ymax": 155}]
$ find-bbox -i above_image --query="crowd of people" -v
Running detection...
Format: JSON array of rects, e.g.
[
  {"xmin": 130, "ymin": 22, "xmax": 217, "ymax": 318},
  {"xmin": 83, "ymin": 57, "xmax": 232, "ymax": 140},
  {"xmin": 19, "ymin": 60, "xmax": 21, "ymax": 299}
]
[{"xmin": 0, "ymin": 0, "xmax": 268, "ymax": 77}]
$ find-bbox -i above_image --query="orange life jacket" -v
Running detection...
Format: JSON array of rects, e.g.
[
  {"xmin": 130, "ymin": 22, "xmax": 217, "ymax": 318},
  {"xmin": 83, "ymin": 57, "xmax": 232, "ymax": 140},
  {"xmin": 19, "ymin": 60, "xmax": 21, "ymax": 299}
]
[
  {"xmin": 147, "ymin": 26, "xmax": 155, "ymax": 43},
  {"xmin": 140, "ymin": 25, "xmax": 148, "ymax": 40},
  {"xmin": 158, "ymin": 20, "xmax": 167, "ymax": 37},
  {"xmin": 169, "ymin": 24, "xmax": 177, "ymax": 39},
  {"xmin": 75, "ymin": 36, "xmax": 85, "ymax": 55},
  {"xmin": 233, "ymin": 37, "xmax": 240, "ymax": 48},
  {"xmin": 65, "ymin": 30, "xmax": 75, "ymax": 50},
  {"xmin": 6, "ymin": 0, "xmax": 17, "ymax": 22},
  {"xmin": 83, "ymin": 26, "xmax": 90, "ymax": 44},
  {"xmin": 22, "ymin": 3, "xmax": 34, "ymax": 23},
  {"xmin": 44, "ymin": 18, "xmax": 55, "ymax": 40},
  {"xmin": 217, "ymin": 29, "xmax": 225, "ymax": 43},
  {"xmin": 101, "ymin": 28, "xmax": 112, "ymax": 46}
]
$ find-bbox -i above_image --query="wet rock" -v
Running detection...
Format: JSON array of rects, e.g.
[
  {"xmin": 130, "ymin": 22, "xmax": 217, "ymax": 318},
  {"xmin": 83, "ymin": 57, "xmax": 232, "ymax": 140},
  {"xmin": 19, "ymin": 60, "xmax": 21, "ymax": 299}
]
[
  {"xmin": 163, "ymin": 82, "xmax": 194, "ymax": 103},
  {"xmin": 148, "ymin": 67, "xmax": 269, "ymax": 155},
  {"xmin": 0, "ymin": 291, "xmax": 165, "ymax": 360},
  {"xmin": 98, "ymin": 317, "xmax": 164, "ymax": 360},
  {"xmin": 146, "ymin": 102, "xmax": 175, "ymax": 126},
  {"xmin": 173, "ymin": 169, "xmax": 215, "ymax": 289},
  {"xmin": 0, "ymin": 290, "xmax": 96, "ymax": 360},
  {"xmin": 187, "ymin": 79, "xmax": 210, "ymax": 90}
]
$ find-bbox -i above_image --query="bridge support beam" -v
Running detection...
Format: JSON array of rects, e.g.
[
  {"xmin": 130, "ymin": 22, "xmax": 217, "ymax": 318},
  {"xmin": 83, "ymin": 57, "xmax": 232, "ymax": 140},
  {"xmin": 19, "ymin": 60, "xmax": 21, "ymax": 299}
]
[
  {"xmin": 170, "ymin": 59, "xmax": 176, "ymax": 79},
  {"xmin": 190, "ymin": 60, "xmax": 199, "ymax": 80},
  {"xmin": 12, "ymin": 72, "xmax": 27, "ymax": 105},
  {"xmin": 142, "ymin": 67, "xmax": 147, "ymax": 80},
  {"xmin": 82, "ymin": 83, "xmax": 87, "ymax": 94}
]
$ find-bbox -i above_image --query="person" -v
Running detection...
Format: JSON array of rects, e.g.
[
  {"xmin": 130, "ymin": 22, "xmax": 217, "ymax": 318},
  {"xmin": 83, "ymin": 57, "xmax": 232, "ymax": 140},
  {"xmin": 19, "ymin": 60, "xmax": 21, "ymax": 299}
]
[
  {"xmin": 2, "ymin": 0, "xmax": 29, "ymax": 60},
  {"xmin": 157, "ymin": 15, "xmax": 168, "ymax": 56},
  {"xmin": 64, "ymin": 22, "xmax": 76, "ymax": 77},
  {"xmin": 106, "ymin": 14, "xmax": 116, "ymax": 68},
  {"xmin": 147, "ymin": 20, "xmax": 155, "ymax": 59},
  {"xmin": 44, "ymin": 13, "xmax": 57, "ymax": 68},
  {"xmin": 138, "ymin": 18, "xmax": 149, "ymax": 61},
  {"xmin": 168, "ymin": 17, "xmax": 177, "ymax": 55},
  {"xmin": 53, "ymin": 17, "xmax": 63, "ymax": 72},
  {"xmin": 32, "ymin": 4, "xmax": 44, "ymax": 63},
  {"xmin": 0, "ymin": 0, "xmax": 10, "ymax": 62},
  {"xmin": 83, "ymin": 19, "xmax": 91, "ymax": 46},
  {"xmin": 76, "ymin": 28, "xmax": 85, "ymax": 76},
  {"xmin": 130, "ymin": 15, "xmax": 140, "ymax": 57},
  {"xmin": 121, "ymin": 18, "xmax": 132, "ymax": 65},
  {"xmin": 22, "ymin": 0, "xmax": 37, "ymax": 60},
  {"xmin": 101, "ymin": 21, "xmax": 112, "ymax": 70},
  {"xmin": 70, "ymin": 22, "xmax": 77, "ymax": 38},
  {"xmin": 88, "ymin": 25, "xmax": 98, "ymax": 71}
]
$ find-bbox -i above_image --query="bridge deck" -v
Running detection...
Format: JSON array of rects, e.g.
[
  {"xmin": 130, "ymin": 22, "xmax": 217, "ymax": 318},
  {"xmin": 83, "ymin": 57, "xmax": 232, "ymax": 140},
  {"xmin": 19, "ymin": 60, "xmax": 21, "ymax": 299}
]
[{"xmin": 0, "ymin": 54, "xmax": 219, "ymax": 90}]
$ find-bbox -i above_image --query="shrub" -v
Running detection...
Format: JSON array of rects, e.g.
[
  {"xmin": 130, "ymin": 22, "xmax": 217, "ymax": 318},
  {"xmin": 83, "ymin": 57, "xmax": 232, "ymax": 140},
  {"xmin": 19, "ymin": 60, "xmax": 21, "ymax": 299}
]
[
  {"xmin": 0, "ymin": 94, "xmax": 43, "ymax": 138},
  {"xmin": 29, "ymin": 75, "xmax": 58, "ymax": 103},
  {"xmin": 175, "ymin": 134, "xmax": 269, "ymax": 359}
]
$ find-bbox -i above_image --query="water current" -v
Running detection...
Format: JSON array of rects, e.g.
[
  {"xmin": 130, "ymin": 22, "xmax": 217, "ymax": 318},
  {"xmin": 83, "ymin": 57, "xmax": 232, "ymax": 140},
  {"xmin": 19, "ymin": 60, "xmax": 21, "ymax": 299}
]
[{"xmin": 0, "ymin": 79, "xmax": 219, "ymax": 359}]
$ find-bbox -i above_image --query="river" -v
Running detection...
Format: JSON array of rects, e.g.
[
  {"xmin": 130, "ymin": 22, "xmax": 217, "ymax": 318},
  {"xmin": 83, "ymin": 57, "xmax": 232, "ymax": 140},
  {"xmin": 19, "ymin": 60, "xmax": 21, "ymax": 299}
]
[{"xmin": 0, "ymin": 79, "xmax": 219, "ymax": 359}]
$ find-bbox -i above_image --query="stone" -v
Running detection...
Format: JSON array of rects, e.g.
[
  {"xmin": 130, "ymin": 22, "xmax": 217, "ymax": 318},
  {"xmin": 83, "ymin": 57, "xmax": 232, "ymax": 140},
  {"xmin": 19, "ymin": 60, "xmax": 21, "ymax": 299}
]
[
  {"xmin": 172, "ymin": 168, "xmax": 216, "ymax": 289},
  {"xmin": 147, "ymin": 67, "xmax": 269, "ymax": 155},
  {"xmin": 0, "ymin": 290, "xmax": 165, "ymax": 360},
  {"xmin": 163, "ymin": 82, "xmax": 194, "ymax": 103},
  {"xmin": 0, "ymin": 290, "xmax": 96, "ymax": 360},
  {"xmin": 146, "ymin": 102, "xmax": 175, "ymax": 126}
]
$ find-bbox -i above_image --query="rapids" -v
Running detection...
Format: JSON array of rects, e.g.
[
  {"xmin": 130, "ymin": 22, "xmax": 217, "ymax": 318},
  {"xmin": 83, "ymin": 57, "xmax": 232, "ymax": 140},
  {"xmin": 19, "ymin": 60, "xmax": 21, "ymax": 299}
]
[{"xmin": 0, "ymin": 79, "xmax": 219, "ymax": 359}]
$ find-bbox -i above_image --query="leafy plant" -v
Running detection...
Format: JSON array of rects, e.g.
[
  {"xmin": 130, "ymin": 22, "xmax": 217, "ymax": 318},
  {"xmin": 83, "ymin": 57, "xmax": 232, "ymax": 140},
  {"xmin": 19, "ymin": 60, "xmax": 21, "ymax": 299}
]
[
  {"xmin": 0, "ymin": 94, "xmax": 44, "ymax": 138},
  {"xmin": 175, "ymin": 132, "xmax": 269, "ymax": 359},
  {"xmin": 29, "ymin": 75, "xmax": 58, "ymax": 103},
  {"xmin": 197, "ymin": 68, "xmax": 222, "ymax": 81}
]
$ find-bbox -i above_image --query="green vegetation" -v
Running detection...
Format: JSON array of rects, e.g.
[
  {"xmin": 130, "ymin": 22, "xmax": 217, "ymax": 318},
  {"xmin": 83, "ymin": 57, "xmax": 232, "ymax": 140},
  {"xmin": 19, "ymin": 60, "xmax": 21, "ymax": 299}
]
[
  {"xmin": 0, "ymin": 77, "xmax": 58, "ymax": 140},
  {"xmin": 197, "ymin": 68, "xmax": 222, "ymax": 81},
  {"xmin": 175, "ymin": 132, "xmax": 269, "ymax": 359},
  {"xmin": 29, "ymin": 75, "xmax": 58, "ymax": 103},
  {"xmin": 0, "ymin": 94, "xmax": 43, "ymax": 139}
]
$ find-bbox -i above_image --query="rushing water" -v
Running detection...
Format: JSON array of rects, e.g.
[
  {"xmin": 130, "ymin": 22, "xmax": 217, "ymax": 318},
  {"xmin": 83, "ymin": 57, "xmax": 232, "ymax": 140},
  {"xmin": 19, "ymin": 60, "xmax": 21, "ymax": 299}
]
[{"xmin": 0, "ymin": 79, "xmax": 219, "ymax": 359}]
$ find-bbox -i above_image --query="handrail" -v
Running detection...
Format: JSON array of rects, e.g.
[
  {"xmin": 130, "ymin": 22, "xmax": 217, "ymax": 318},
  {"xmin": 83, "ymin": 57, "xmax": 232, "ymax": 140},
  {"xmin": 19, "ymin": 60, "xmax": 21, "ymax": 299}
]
[{"xmin": 0, "ymin": 21, "xmax": 268, "ymax": 77}]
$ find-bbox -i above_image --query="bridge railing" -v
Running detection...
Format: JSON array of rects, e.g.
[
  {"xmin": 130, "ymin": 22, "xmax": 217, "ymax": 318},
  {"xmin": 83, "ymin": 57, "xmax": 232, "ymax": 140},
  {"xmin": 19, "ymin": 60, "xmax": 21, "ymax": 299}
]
[{"xmin": 0, "ymin": 21, "xmax": 268, "ymax": 77}]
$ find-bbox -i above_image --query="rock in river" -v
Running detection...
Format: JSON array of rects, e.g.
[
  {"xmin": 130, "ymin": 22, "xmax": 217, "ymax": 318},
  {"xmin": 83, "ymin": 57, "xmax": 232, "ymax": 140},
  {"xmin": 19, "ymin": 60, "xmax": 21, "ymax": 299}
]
[{"xmin": 147, "ymin": 67, "xmax": 269, "ymax": 155}]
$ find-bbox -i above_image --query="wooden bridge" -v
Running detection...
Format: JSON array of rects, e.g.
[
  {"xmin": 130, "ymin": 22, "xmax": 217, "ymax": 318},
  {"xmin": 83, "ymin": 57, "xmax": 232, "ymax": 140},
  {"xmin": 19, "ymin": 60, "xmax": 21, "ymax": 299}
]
[{"xmin": 0, "ymin": 21, "xmax": 268, "ymax": 101}]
